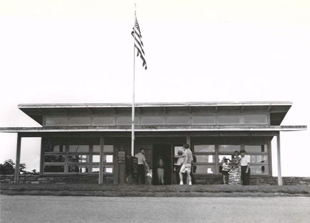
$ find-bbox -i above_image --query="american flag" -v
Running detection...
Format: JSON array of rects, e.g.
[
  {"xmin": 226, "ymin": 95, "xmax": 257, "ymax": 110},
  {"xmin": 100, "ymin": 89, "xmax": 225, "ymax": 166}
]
[{"xmin": 131, "ymin": 15, "xmax": 147, "ymax": 70}]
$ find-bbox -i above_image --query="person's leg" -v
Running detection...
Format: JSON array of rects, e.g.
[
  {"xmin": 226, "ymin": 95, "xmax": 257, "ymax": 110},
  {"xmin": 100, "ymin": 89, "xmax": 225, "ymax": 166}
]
[
  {"xmin": 245, "ymin": 168, "xmax": 250, "ymax": 185},
  {"xmin": 179, "ymin": 172, "xmax": 183, "ymax": 184},
  {"xmin": 222, "ymin": 174, "xmax": 226, "ymax": 184},
  {"xmin": 190, "ymin": 166, "xmax": 195, "ymax": 184},
  {"xmin": 187, "ymin": 171, "xmax": 192, "ymax": 185},
  {"xmin": 136, "ymin": 165, "xmax": 142, "ymax": 183},
  {"xmin": 160, "ymin": 169, "xmax": 164, "ymax": 185},
  {"xmin": 225, "ymin": 174, "xmax": 229, "ymax": 184},
  {"xmin": 162, "ymin": 169, "xmax": 164, "ymax": 185},
  {"xmin": 141, "ymin": 166, "xmax": 145, "ymax": 184},
  {"xmin": 241, "ymin": 166, "xmax": 246, "ymax": 185},
  {"xmin": 157, "ymin": 168, "xmax": 160, "ymax": 184},
  {"xmin": 175, "ymin": 166, "xmax": 181, "ymax": 184},
  {"xmin": 179, "ymin": 165, "xmax": 184, "ymax": 185}
]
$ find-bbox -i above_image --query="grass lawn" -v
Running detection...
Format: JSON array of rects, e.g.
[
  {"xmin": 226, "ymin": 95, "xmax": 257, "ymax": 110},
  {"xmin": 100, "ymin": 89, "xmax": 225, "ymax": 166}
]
[{"xmin": 1, "ymin": 184, "xmax": 309, "ymax": 197}]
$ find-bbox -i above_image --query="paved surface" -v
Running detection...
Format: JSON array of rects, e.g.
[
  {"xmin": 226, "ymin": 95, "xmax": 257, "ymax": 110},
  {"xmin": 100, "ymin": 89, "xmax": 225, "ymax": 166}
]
[{"xmin": 1, "ymin": 195, "xmax": 310, "ymax": 223}]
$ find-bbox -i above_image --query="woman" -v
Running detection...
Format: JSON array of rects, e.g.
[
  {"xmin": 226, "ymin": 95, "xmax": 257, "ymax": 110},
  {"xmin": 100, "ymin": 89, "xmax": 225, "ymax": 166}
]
[
  {"xmin": 228, "ymin": 150, "xmax": 241, "ymax": 185},
  {"xmin": 157, "ymin": 157, "xmax": 165, "ymax": 185}
]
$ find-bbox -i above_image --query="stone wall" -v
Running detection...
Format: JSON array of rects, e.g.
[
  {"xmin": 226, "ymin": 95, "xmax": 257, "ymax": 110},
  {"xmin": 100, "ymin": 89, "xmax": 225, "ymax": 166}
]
[
  {"xmin": 0, "ymin": 174, "xmax": 114, "ymax": 184},
  {"xmin": 195, "ymin": 175, "xmax": 310, "ymax": 185},
  {"xmin": 1, "ymin": 174, "xmax": 310, "ymax": 185}
]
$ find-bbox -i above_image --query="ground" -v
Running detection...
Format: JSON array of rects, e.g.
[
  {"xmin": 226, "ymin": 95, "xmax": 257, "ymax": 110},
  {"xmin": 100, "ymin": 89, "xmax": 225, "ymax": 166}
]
[{"xmin": 1, "ymin": 195, "xmax": 310, "ymax": 223}]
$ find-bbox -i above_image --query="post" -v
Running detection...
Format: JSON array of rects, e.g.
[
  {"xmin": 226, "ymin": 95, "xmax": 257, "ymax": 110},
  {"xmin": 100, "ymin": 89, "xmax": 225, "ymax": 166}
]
[
  {"xmin": 131, "ymin": 14, "xmax": 136, "ymax": 157},
  {"xmin": 99, "ymin": 135, "xmax": 105, "ymax": 184},
  {"xmin": 277, "ymin": 132, "xmax": 283, "ymax": 186},
  {"xmin": 14, "ymin": 134, "xmax": 22, "ymax": 184}
]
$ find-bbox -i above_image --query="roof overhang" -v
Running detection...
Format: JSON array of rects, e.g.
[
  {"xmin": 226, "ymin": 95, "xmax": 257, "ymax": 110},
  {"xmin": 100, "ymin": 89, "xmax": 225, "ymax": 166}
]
[
  {"xmin": 18, "ymin": 101, "xmax": 293, "ymax": 126},
  {"xmin": 0, "ymin": 125, "xmax": 306, "ymax": 133}
]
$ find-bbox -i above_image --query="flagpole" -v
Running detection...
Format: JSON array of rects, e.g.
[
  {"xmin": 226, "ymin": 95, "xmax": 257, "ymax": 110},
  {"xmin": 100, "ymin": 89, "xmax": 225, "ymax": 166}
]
[{"xmin": 131, "ymin": 8, "xmax": 136, "ymax": 157}]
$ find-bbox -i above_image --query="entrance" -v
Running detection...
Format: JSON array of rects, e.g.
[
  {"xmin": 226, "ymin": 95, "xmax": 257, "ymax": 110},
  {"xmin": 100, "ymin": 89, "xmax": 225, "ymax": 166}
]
[{"xmin": 152, "ymin": 144, "xmax": 173, "ymax": 185}]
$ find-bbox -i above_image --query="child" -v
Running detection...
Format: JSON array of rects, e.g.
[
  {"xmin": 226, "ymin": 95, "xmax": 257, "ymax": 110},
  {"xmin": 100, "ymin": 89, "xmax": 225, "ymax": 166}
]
[
  {"xmin": 222, "ymin": 157, "xmax": 230, "ymax": 184},
  {"xmin": 146, "ymin": 168, "xmax": 152, "ymax": 185}
]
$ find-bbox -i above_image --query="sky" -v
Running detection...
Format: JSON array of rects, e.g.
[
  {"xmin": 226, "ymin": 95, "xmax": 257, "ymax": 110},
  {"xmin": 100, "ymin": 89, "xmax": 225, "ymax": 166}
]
[{"xmin": 0, "ymin": 0, "xmax": 309, "ymax": 176}]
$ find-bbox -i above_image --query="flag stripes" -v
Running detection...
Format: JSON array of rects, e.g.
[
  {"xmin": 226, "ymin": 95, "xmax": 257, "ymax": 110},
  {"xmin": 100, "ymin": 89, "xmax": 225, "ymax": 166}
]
[{"xmin": 131, "ymin": 16, "xmax": 147, "ymax": 70}]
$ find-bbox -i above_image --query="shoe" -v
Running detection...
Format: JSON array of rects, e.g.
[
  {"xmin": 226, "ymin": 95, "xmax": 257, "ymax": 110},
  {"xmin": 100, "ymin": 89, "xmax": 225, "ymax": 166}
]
[
  {"xmin": 180, "ymin": 181, "xmax": 183, "ymax": 185},
  {"xmin": 189, "ymin": 181, "xmax": 192, "ymax": 185}
]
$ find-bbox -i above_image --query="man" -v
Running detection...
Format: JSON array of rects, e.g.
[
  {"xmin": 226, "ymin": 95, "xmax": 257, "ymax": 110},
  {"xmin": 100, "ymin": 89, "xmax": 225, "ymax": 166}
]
[
  {"xmin": 179, "ymin": 144, "xmax": 193, "ymax": 185},
  {"xmin": 135, "ymin": 148, "xmax": 149, "ymax": 184},
  {"xmin": 240, "ymin": 149, "xmax": 251, "ymax": 185}
]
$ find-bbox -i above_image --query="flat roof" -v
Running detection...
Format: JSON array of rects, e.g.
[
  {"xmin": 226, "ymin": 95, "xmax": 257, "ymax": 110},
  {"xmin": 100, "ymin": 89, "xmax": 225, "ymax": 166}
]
[
  {"xmin": 18, "ymin": 101, "xmax": 293, "ymax": 126},
  {"xmin": 0, "ymin": 125, "xmax": 306, "ymax": 133},
  {"xmin": 18, "ymin": 101, "xmax": 292, "ymax": 109}
]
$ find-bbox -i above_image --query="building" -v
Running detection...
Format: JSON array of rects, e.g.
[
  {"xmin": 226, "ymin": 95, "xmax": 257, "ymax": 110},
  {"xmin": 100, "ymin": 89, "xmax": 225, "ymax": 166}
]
[{"xmin": 0, "ymin": 102, "xmax": 307, "ymax": 185}]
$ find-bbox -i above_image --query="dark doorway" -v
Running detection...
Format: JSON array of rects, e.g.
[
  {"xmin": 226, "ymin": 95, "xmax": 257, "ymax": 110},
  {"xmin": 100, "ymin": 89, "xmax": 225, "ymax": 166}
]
[{"xmin": 152, "ymin": 144, "xmax": 172, "ymax": 185}]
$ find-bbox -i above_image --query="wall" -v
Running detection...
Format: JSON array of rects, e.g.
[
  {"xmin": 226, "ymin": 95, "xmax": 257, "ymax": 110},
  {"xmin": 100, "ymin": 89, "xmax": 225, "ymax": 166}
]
[
  {"xmin": 1, "ymin": 174, "xmax": 309, "ymax": 185},
  {"xmin": 0, "ymin": 174, "xmax": 113, "ymax": 184}
]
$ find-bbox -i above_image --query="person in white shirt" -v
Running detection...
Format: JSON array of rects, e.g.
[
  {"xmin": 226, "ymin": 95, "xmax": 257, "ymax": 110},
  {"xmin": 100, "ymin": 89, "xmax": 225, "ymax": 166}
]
[
  {"xmin": 179, "ymin": 144, "xmax": 193, "ymax": 185},
  {"xmin": 240, "ymin": 149, "xmax": 251, "ymax": 185},
  {"xmin": 221, "ymin": 157, "xmax": 230, "ymax": 184},
  {"xmin": 135, "ymin": 148, "xmax": 149, "ymax": 184},
  {"xmin": 174, "ymin": 150, "xmax": 185, "ymax": 184}
]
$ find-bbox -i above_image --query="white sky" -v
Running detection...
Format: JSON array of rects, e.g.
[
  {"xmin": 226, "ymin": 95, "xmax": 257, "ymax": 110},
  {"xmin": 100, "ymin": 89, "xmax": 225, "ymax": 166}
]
[{"xmin": 0, "ymin": 0, "xmax": 309, "ymax": 176}]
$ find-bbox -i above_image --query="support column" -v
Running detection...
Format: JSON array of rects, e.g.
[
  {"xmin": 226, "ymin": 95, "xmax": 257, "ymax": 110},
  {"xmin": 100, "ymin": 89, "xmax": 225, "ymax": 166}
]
[
  {"xmin": 99, "ymin": 135, "xmax": 105, "ymax": 184},
  {"xmin": 186, "ymin": 135, "xmax": 191, "ymax": 146},
  {"xmin": 14, "ymin": 134, "xmax": 22, "ymax": 184},
  {"xmin": 277, "ymin": 132, "xmax": 283, "ymax": 186}
]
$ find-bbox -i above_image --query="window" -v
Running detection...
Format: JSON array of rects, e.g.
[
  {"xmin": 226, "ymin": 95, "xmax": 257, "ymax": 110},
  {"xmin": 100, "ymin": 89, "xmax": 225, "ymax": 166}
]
[
  {"xmin": 44, "ymin": 165, "xmax": 64, "ymax": 173},
  {"xmin": 92, "ymin": 165, "xmax": 113, "ymax": 173},
  {"xmin": 192, "ymin": 145, "xmax": 216, "ymax": 174},
  {"xmin": 69, "ymin": 155, "xmax": 90, "ymax": 163},
  {"xmin": 250, "ymin": 165, "xmax": 269, "ymax": 174},
  {"xmin": 244, "ymin": 145, "xmax": 267, "ymax": 153},
  {"xmin": 44, "ymin": 145, "xmax": 66, "ymax": 153},
  {"xmin": 194, "ymin": 145, "xmax": 215, "ymax": 153},
  {"xmin": 93, "ymin": 145, "xmax": 114, "ymax": 153},
  {"xmin": 219, "ymin": 145, "xmax": 241, "ymax": 153},
  {"xmin": 69, "ymin": 145, "xmax": 89, "ymax": 153},
  {"xmin": 44, "ymin": 155, "xmax": 65, "ymax": 162},
  {"xmin": 68, "ymin": 165, "xmax": 89, "ymax": 173},
  {"xmin": 92, "ymin": 145, "xmax": 114, "ymax": 174},
  {"xmin": 42, "ymin": 137, "xmax": 115, "ymax": 174},
  {"xmin": 193, "ymin": 165, "xmax": 215, "ymax": 174},
  {"xmin": 250, "ymin": 155, "xmax": 268, "ymax": 164},
  {"xmin": 195, "ymin": 155, "xmax": 214, "ymax": 163},
  {"xmin": 174, "ymin": 146, "xmax": 184, "ymax": 156},
  {"xmin": 192, "ymin": 144, "xmax": 269, "ymax": 175},
  {"xmin": 92, "ymin": 155, "xmax": 113, "ymax": 163}
]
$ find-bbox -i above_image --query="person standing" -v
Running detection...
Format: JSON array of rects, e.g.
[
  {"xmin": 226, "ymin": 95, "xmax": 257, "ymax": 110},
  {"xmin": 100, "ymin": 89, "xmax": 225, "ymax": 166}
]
[
  {"xmin": 157, "ymin": 157, "xmax": 165, "ymax": 185},
  {"xmin": 240, "ymin": 149, "xmax": 251, "ymax": 185},
  {"xmin": 228, "ymin": 150, "xmax": 241, "ymax": 185},
  {"xmin": 221, "ymin": 157, "xmax": 230, "ymax": 184},
  {"xmin": 179, "ymin": 144, "xmax": 193, "ymax": 185},
  {"xmin": 135, "ymin": 148, "xmax": 149, "ymax": 184},
  {"xmin": 174, "ymin": 149, "xmax": 184, "ymax": 184}
]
